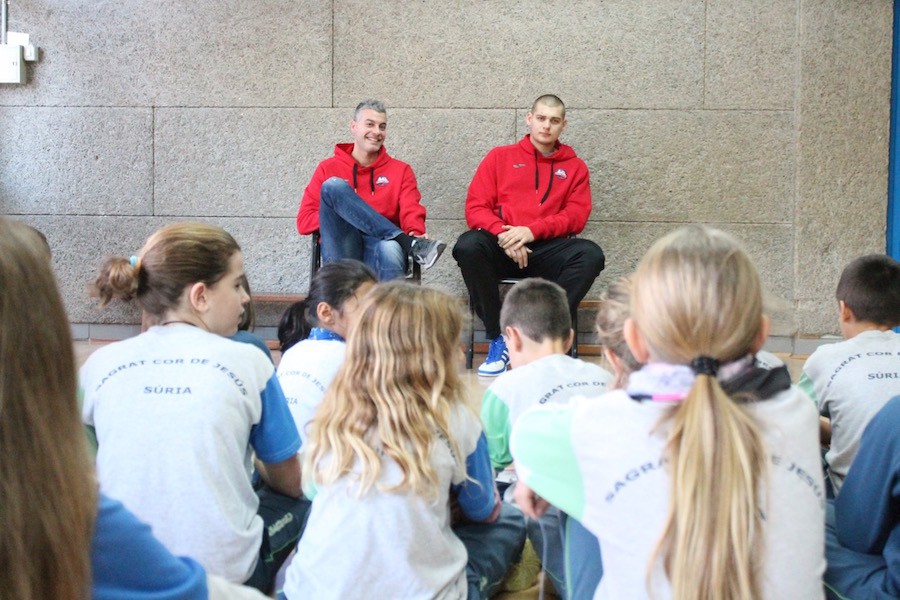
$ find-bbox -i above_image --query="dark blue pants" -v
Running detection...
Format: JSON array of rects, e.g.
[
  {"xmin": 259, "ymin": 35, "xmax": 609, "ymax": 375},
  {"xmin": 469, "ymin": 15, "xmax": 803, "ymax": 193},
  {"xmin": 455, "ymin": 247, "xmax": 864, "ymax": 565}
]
[{"xmin": 244, "ymin": 485, "xmax": 312, "ymax": 594}]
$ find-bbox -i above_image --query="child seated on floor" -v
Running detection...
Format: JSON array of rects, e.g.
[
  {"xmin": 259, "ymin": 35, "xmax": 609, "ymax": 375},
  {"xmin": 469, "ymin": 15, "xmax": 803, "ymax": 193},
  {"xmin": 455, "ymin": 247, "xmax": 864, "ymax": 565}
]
[
  {"xmin": 0, "ymin": 217, "xmax": 266, "ymax": 600},
  {"xmin": 512, "ymin": 225, "xmax": 825, "ymax": 599},
  {"xmin": 282, "ymin": 282, "xmax": 525, "ymax": 600},
  {"xmin": 81, "ymin": 222, "xmax": 307, "ymax": 594},
  {"xmin": 276, "ymin": 259, "xmax": 376, "ymax": 443},
  {"xmin": 798, "ymin": 253, "xmax": 900, "ymax": 495},
  {"xmin": 480, "ymin": 277, "xmax": 613, "ymax": 597},
  {"xmin": 559, "ymin": 276, "xmax": 642, "ymax": 600}
]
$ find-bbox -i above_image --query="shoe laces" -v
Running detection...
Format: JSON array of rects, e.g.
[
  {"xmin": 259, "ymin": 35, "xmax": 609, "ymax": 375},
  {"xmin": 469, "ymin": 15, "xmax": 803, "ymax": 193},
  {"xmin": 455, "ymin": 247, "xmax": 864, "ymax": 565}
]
[{"xmin": 486, "ymin": 337, "xmax": 507, "ymax": 362}]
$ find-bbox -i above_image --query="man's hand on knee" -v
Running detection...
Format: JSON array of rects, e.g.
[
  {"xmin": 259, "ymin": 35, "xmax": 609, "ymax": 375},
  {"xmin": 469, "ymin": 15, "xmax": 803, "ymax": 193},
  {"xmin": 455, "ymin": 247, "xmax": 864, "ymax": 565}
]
[{"xmin": 504, "ymin": 245, "xmax": 531, "ymax": 269}]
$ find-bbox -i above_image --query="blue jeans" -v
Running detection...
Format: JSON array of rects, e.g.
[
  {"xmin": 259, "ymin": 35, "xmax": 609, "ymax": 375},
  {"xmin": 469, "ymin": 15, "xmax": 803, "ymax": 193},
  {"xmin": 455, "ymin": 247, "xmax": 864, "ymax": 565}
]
[
  {"xmin": 318, "ymin": 177, "xmax": 406, "ymax": 280},
  {"xmin": 824, "ymin": 501, "xmax": 897, "ymax": 599},
  {"xmin": 527, "ymin": 506, "xmax": 566, "ymax": 597},
  {"xmin": 455, "ymin": 503, "xmax": 527, "ymax": 599},
  {"xmin": 560, "ymin": 511, "xmax": 603, "ymax": 600}
]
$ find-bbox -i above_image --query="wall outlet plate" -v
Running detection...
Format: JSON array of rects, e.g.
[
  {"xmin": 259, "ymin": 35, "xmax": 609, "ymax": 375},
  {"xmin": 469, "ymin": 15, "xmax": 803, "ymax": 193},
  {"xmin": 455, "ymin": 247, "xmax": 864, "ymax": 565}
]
[{"xmin": 0, "ymin": 44, "xmax": 26, "ymax": 84}]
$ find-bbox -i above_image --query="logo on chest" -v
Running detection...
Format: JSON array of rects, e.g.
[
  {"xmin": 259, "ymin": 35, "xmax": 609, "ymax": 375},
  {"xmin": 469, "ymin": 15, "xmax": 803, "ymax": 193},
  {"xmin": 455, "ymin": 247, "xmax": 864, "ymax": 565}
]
[
  {"xmin": 554, "ymin": 168, "xmax": 568, "ymax": 180},
  {"xmin": 375, "ymin": 175, "xmax": 390, "ymax": 187}
]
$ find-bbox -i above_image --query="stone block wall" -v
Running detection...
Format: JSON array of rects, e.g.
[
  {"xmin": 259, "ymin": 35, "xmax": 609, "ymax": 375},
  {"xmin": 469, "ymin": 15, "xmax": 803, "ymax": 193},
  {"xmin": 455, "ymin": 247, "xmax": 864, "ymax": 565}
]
[{"xmin": 0, "ymin": 1, "xmax": 892, "ymax": 344}]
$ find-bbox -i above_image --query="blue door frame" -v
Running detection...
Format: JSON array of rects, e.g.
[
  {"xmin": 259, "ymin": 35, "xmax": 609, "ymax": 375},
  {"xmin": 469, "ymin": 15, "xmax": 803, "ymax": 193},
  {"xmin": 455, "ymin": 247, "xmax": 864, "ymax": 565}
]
[{"xmin": 889, "ymin": 0, "xmax": 900, "ymax": 258}]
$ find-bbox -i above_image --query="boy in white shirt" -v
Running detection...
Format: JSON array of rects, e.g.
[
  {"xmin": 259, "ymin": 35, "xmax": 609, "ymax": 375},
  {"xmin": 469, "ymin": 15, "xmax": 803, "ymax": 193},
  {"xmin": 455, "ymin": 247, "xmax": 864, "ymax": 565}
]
[
  {"xmin": 480, "ymin": 278, "xmax": 613, "ymax": 595},
  {"xmin": 799, "ymin": 254, "xmax": 900, "ymax": 495}
]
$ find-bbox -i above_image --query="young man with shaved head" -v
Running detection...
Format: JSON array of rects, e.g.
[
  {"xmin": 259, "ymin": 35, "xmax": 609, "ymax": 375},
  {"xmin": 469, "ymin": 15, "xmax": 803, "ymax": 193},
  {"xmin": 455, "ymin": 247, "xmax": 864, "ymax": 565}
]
[{"xmin": 453, "ymin": 94, "xmax": 605, "ymax": 376}]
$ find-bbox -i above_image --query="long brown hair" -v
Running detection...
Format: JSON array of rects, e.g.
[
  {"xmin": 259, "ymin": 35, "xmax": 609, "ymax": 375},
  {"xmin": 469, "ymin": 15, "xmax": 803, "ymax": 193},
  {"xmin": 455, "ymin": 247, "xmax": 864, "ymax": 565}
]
[
  {"xmin": 303, "ymin": 282, "xmax": 467, "ymax": 501},
  {"xmin": 0, "ymin": 218, "xmax": 97, "ymax": 599},
  {"xmin": 632, "ymin": 225, "xmax": 767, "ymax": 599}
]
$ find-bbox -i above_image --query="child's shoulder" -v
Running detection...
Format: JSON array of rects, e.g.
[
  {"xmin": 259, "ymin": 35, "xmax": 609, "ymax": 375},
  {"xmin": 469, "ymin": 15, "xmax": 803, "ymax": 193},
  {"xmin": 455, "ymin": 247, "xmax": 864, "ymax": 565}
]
[
  {"xmin": 448, "ymin": 401, "xmax": 484, "ymax": 452},
  {"xmin": 279, "ymin": 338, "xmax": 345, "ymax": 366},
  {"xmin": 807, "ymin": 329, "xmax": 900, "ymax": 365},
  {"xmin": 80, "ymin": 332, "xmax": 148, "ymax": 372}
]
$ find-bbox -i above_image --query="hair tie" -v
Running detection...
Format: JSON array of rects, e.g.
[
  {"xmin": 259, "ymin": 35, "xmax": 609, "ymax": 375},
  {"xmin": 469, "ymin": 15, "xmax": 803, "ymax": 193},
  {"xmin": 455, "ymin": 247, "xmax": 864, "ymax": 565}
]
[
  {"xmin": 690, "ymin": 355, "xmax": 719, "ymax": 376},
  {"xmin": 129, "ymin": 255, "xmax": 141, "ymax": 271}
]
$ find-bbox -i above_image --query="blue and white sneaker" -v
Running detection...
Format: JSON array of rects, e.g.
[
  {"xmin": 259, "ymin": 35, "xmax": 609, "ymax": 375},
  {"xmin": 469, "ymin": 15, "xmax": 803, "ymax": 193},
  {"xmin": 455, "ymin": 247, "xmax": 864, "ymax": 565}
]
[{"xmin": 478, "ymin": 336, "xmax": 509, "ymax": 377}]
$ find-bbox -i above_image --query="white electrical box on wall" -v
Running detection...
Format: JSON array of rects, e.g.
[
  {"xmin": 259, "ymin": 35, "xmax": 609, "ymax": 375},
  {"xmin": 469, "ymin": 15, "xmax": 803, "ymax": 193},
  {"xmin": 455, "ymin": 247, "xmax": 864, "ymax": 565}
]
[{"xmin": 0, "ymin": 44, "xmax": 25, "ymax": 84}]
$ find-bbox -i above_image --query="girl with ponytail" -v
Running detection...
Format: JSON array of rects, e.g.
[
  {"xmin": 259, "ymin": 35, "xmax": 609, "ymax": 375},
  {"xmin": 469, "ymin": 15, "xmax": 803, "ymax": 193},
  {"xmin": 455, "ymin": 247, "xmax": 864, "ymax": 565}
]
[
  {"xmin": 276, "ymin": 259, "xmax": 376, "ymax": 443},
  {"xmin": 82, "ymin": 222, "xmax": 307, "ymax": 594},
  {"xmin": 512, "ymin": 225, "xmax": 825, "ymax": 599}
]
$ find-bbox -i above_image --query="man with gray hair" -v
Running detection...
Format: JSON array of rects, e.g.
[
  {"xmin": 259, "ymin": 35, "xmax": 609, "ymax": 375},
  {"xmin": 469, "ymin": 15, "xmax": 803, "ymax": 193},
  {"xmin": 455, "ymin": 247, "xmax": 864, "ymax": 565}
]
[{"xmin": 297, "ymin": 99, "xmax": 444, "ymax": 280}]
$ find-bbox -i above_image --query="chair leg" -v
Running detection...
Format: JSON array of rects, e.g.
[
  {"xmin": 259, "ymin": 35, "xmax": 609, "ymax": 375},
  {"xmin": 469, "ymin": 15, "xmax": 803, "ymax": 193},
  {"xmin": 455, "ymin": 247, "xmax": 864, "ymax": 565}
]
[{"xmin": 466, "ymin": 296, "xmax": 475, "ymax": 370}]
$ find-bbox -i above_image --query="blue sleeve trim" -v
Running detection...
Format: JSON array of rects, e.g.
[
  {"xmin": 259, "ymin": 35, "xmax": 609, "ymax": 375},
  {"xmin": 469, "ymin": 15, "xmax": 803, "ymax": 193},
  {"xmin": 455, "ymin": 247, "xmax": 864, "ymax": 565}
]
[
  {"xmin": 250, "ymin": 375, "xmax": 301, "ymax": 463},
  {"xmin": 451, "ymin": 433, "xmax": 497, "ymax": 522},
  {"xmin": 92, "ymin": 494, "xmax": 207, "ymax": 600}
]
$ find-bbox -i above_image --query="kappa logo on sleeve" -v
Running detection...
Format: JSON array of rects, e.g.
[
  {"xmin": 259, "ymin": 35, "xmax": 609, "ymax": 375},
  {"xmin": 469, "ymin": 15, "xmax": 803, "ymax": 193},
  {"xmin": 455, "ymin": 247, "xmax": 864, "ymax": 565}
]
[
  {"xmin": 554, "ymin": 168, "xmax": 568, "ymax": 180},
  {"xmin": 375, "ymin": 175, "xmax": 390, "ymax": 187}
]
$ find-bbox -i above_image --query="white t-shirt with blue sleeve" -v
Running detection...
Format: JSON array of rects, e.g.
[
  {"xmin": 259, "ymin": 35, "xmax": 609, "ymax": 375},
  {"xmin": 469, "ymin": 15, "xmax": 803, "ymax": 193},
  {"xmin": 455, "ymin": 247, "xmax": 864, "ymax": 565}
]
[
  {"xmin": 80, "ymin": 324, "xmax": 300, "ymax": 583},
  {"xmin": 276, "ymin": 337, "xmax": 346, "ymax": 444}
]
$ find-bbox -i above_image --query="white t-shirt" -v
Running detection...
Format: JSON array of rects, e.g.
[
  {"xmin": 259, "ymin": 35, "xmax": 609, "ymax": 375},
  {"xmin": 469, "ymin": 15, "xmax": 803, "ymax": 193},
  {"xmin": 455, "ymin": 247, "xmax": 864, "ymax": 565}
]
[
  {"xmin": 800, "ymin": 329, "xmax": 900, "ymax": 493},
  {"xmin": 481, "ymin": 354, "xmax": 613, "ymax": 470},
  {"xmin": 283, "ymin": 403, "xmax": 493, "ymax": 600},
  {"xmin": 80, "ymin": 324, "xmax": 300, "ymax": 583},
  {"xmin": 512, "ymin": 386, "xmax": 826, "ymax": 600},
  {"xmin": 276, "ymin": 338, "xmax": 346, "ymax": 444}
]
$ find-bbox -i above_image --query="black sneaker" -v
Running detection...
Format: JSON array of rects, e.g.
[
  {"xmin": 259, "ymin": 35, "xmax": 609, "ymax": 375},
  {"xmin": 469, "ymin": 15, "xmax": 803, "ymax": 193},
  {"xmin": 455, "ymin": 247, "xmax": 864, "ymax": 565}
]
[{"xmin": 410, "ymin": 238, "xmax": 446, "ymax": 269}]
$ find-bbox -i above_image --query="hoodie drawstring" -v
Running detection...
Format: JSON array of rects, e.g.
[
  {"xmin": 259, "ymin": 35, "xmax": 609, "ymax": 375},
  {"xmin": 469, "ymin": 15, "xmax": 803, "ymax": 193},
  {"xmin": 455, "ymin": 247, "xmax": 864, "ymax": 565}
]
[
  {"xmin": 351, "ymin": 163, "xmax": 375, "ymax": 195},
  {"xmin": 533, "ymin": 149, "xmax": 555, "ymax": 205}
]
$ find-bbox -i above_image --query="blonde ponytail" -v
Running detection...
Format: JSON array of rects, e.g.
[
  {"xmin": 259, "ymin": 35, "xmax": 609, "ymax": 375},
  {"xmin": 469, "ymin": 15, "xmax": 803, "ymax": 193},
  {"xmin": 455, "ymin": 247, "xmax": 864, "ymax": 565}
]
[
  {"xmin": 651, "ymin": 374, "xmax": 766, "ymax": 599},
  {"xmin": 631, "ymin": 225, "xmax": 769, "ymax": 599}
]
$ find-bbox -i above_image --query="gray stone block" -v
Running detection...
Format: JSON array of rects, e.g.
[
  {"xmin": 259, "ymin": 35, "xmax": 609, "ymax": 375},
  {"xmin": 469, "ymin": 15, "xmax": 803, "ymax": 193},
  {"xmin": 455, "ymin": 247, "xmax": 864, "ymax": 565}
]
[
  {"xmin": 89, "ymin": 324, "xmax": 142, "ymax": 341},
  {"xmin": 0, "ymin": 108, "xmax": 152, "ymax": 215},
  {"xmin": 70, "ymin": 324, "xmax": 90, "ymax": 341},
  {"xmin": 3, "ymin": 1, "xmax": 331, "ymax": 107},
  {"xmin": 154, "ymin": 108, "xmax": 348, "ymax": 218},
  {"xmin": 762, "ymin": 336, "xmax": 794, "ymax": 355},
  {"xmin": 796, "ymin": 299, "xmax": 842, "ymax": 338},
  {"xmin": 28, "ymin": 215, "xmax": 311, "ymax": 325},
  {"xmin": 388, "ymin": 109, "xmax": 517, "ymax": 221},
  {"xmin": 795, "ymin": 0, "xmax": 892, "ymax": 301},
  {"xmin": 333, "ymin": 0, "xmax": 704, "ymax": 109},
  {"xmin": 563, "ymin": 109, "xmax": 794, "ymax": 224},
  {"xmin": 586, "ymin": 221, "xmax": 794, "ymax": 335},
  {"xmin": 19, "ymin": 215, "xmax": 160, "ymax": 325},
  {"xmin": 217, "ymin": 217, "xmax": 311, "ymax": 294},
  {"xmin": 705, "ymin": 0, "xmax": 796, "ymax": 109},
  {"xmin": 794, "ymin": 334, "xmax": 843, "ymax": 357}
]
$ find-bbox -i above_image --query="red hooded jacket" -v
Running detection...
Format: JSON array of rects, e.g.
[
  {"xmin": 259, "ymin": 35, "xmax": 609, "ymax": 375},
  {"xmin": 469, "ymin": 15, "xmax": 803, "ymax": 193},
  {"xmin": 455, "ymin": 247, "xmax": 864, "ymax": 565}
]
[
  {"xmin": 465, "ymin": 135, "xmax": 593, "ymax": 240},
  {"xmin": 296, "ymin": 144, "xmax": 427, "ymax": 236}
]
